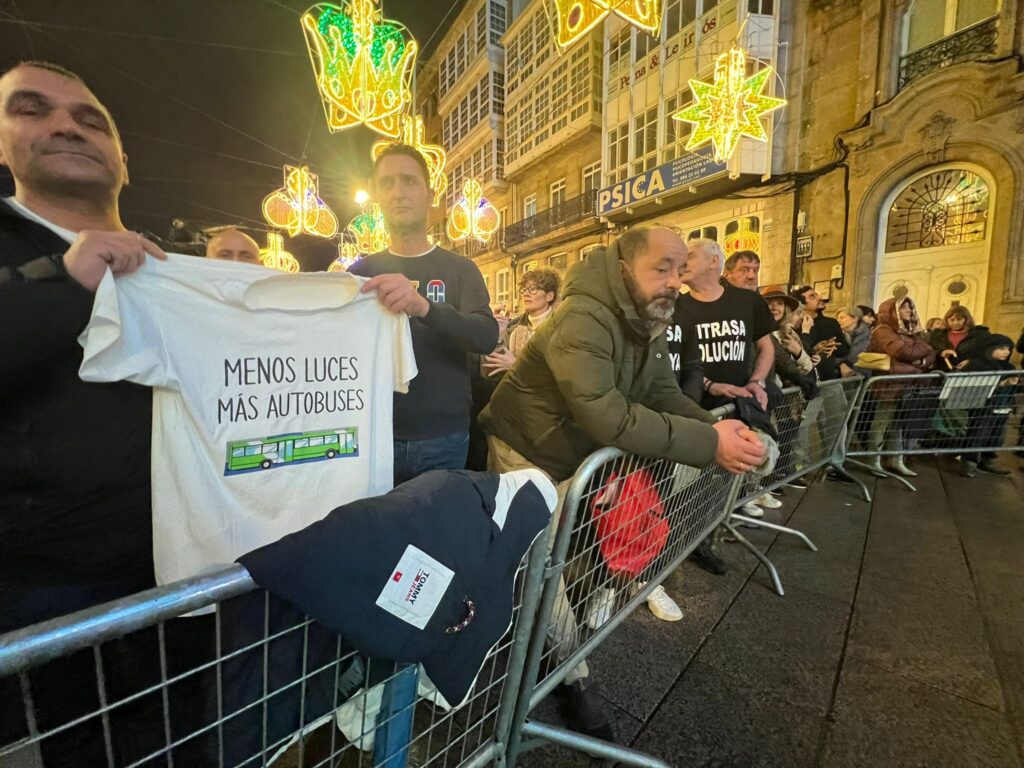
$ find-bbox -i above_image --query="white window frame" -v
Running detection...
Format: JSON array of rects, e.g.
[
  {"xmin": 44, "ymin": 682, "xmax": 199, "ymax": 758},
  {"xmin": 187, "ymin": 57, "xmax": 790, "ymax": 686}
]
[
  {"xmin": 581, "ymin": 161, "xmax": 602, "ymax": 193},
  {"xmin": 902, "ymin": 0, "xmax": 999, "ymax": 53},
  {"xmin": 550, "ymin": 178, "xmax": 566, "ymax": 209},
  {"xmin": 632, "ymin": 106, "xmax": 659, "ymax": 176},
  {"xmin": 495, "ymin": 268, "xmax": 512, "ymax": 306},
  {"xmin": 523, "ymin": 193, "xmax": 537, "ymax": 219}
]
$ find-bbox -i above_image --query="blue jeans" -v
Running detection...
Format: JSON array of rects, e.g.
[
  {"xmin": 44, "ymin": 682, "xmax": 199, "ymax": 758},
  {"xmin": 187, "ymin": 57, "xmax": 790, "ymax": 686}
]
[{"xmin": 393, "ymin": 431, "xmax": 470, "ymax": 486}]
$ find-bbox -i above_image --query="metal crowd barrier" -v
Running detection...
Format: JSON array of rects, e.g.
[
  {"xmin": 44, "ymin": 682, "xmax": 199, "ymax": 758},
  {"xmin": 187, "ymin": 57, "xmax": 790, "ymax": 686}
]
[
  {"xmin": 0, "ymin": 520, "xmax": 552, "ymax": 768},
  {"xmin": 729, "ymin": 377, "xmax": 866, "ymax": 595},
  {"xmin": 504, "ymin": 405, "xmax": 746, "ymax": 767},
  {"xmin": 4, "ymin": 371, "xmax": 1021, "ymax": 768},
  {"xmin": 844, "ymin": 370, "xmax": 1024, "ymax": 492}
]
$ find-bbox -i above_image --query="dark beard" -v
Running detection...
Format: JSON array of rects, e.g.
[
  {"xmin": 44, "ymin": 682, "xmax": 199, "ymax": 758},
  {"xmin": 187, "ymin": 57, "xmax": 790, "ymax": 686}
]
[{"xmin": 621, "ymin": 263, "xmax": 676, "ymax": 326}]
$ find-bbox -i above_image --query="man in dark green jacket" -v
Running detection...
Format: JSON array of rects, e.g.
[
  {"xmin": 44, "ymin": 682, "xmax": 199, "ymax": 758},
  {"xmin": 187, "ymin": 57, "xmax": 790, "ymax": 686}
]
[
  {"xmin": 479, "ymin": 226, "xmax": 765, "ymax": 744},
  {"xmin": 481, "ymin": 227, "xmax": 762, "ymax": 479}
]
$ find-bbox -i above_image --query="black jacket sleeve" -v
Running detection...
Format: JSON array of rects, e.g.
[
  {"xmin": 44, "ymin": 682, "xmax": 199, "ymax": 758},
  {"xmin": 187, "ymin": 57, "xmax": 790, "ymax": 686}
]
[
  {"xmin": 676, "ymin": 323, "xmax": 704, "ymax": 403},
  {"xmin": 420, "ymin": 259, "xmax": 498, "ymax": 354},
  {"xmin": 0, "ymin": 278, "xmax": 94, "ymax": 390}
]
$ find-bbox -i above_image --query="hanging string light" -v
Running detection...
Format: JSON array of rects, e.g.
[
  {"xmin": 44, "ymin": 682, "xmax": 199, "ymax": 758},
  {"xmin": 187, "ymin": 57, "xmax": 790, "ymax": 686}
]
[
  {"xmin": 371, "ymin": 114, "xmax": 448, "ymax": 207},
  {"xmin": 262, "ymin": 164, "xmax": 339, "ymax": 238},
  {"xmin": 260, "ymin": 232, "xmax": 302, "ymax": 273},
  {"xmin": 347, "ymin": 202, "xmax": 390, "ymax": 254},
  {"xmin": 672, "ymin": 46, "xmax": 787, "ymax": 163},
  {"xmin": 446, "ymin": 179, "xmax": 500, "ymax": 244},
  {"xmin": 328, "ymin": 241, "xmax": 362, "ymax": 271},
  {"xmin": 547, "ymin": 0, "xmax": 662, "ymax": 50},
  {"xmin": 301, "ymin": 0, "xmax": 417, "ymax": 138}
]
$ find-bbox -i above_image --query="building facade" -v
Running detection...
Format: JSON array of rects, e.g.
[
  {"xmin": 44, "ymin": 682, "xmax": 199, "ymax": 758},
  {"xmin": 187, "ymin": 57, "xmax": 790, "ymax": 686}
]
[
  {"xmin": 794, "ymin": 0, "xmax": 1020, "ymax": 335},
  {"xmin": 418, "ymin": 0, "xmax": 1022, "ymax": 335}
]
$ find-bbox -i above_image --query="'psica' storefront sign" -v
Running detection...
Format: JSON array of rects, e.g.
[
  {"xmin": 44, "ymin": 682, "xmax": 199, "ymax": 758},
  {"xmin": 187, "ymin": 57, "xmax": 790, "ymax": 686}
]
[{"xmin": 598, "ymin": 148, "xmax": 728, "ymax": 215}]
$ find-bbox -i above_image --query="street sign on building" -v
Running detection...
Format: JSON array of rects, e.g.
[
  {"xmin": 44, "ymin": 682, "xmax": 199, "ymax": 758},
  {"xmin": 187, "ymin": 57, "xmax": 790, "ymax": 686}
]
[{"xmin": 597, "ymin": 148, "xmax": 728, "ymax": 216}]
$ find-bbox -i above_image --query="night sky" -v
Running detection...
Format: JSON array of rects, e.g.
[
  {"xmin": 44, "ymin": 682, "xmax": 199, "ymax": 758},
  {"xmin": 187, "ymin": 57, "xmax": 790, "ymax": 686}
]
[{"xmin": 0, "ymin": 0, "xmax": 463, "ymax": 268}]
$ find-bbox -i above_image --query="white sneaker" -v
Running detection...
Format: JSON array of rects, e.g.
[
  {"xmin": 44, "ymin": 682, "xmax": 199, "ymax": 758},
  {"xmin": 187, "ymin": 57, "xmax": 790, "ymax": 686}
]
[
  {"xmin": 757, "ymin": 493, "xmax": 782, "ymax": 509},
  {"xmin": 740, "ymin": 502, "xmax": 764, "ymax": 518},
  {"xmin": 644, "ymin": 585, "xmax": 683, "ymax": 622},
  {"xmin": 585, "ymin": 587, "xmax": 616, "ymax": 630}
]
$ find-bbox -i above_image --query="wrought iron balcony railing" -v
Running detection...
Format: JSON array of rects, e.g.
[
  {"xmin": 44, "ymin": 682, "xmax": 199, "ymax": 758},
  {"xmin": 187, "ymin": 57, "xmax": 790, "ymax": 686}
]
[
  {"xmin": 503, "ymin": 191, "xmax": 599, "ymax": 248},
  {"xmin": 898, "ymin": 15, "xmax": 998, "ymax": 91}
]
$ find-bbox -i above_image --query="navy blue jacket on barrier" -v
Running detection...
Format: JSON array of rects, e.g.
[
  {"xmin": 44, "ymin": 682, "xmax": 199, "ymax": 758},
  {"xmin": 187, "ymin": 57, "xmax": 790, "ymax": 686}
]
[{"xmin": 238, "ymin": 468, "xmax": 555, "ymax": 704}]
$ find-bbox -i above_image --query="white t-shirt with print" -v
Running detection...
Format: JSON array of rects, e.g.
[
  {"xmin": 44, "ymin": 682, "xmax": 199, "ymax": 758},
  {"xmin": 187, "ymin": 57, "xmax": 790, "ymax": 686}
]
[{"xmin": 79, "ymin": 254, "xmax": 417, "ymax": 585}]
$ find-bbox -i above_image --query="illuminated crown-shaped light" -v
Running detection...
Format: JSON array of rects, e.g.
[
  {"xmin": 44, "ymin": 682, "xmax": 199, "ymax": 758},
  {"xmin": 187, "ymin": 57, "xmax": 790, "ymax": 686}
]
[
  {"xmin": 329, "ymin": 241, "xmax": 361, "ymax": 271},
  {"xmin": 547, "ymin": 0, "xmax": 662, "ymax": 50},
  {"xmin": 302, "ymin": 1, "xmax": 417, "ymax": 138},
  {"xmin": 446, "ymin": 179, "xmax": 500, "ymax": 244},
  {"xmin": 347, "ymin": 202, "xmax": 390, "ymax": 253},
  {"xmin": 262, "ymin": 165, "xmax": 339, "ymax": 238},
  {"xmin": 371, "ymin": 114, "xmax": 448, "ymax": 207},
  {"xmin": 724, "ymin": 219, "xmax": 761, "ymax": 255},
  {"xmin": 673, "ymin": 46, "xmax": 787, "ymax": 163},
  {"xmin": 260, "ymin": 232, "xmax": 301, "ymax": 273}
]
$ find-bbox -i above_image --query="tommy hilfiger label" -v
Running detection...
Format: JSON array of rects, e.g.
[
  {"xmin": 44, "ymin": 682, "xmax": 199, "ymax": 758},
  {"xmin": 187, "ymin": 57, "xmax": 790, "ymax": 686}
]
[{"xmin": 376, "ymin": 545, "xmax": 454, "ymax": 629}]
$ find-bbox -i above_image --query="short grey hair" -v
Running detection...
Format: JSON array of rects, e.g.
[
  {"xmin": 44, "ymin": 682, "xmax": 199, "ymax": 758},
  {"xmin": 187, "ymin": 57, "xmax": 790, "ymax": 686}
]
[
  {"xmin": 686, "ymin": 237, "xmax": 724, "ymax": 266},
  {"xmin": 838, "ymin": 306, "xmax": 863, "ymax": 321}
]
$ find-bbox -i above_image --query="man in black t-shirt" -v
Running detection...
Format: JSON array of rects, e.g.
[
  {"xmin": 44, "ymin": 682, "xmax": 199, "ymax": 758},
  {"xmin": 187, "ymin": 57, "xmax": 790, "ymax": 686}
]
[
  {"xmin": 669, "ymin": 239, "xmax": 776, "ymax": 411},
  {"xmin": 668, "ymin": 238, "xmax": 776, "ymax": 575},
  {"xmin": 349, "ymin": 143, "xmax": 498, "ymax": 484}
]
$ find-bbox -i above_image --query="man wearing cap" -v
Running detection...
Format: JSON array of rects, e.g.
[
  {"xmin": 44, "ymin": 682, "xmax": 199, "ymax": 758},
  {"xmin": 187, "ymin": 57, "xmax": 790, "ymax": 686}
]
[{"xmin": 480, "ymin": 226, "xmax": 766, "ymax": 743}]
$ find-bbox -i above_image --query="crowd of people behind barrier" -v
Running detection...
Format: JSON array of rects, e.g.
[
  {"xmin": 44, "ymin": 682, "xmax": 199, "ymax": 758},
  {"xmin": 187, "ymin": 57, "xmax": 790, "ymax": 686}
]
[{"xmin": 2, "ymin": 60, "xmax": 1024, "ymax": 764}]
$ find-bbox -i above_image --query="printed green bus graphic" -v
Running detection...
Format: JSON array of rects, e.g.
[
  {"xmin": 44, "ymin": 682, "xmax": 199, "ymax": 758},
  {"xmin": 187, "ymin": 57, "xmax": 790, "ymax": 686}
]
[{"xmin": 225, "ymin": 428, "xmax": 359, "ymax": 475}]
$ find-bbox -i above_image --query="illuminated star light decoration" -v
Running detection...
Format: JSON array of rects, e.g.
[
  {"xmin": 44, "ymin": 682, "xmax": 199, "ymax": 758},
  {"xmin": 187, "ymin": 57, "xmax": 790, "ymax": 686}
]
[
  {"xmin": 347, "ymin": 202, "xmax": 390, "ymax": 254},
  {"xmin": 262, "ymin": 165, "xmax": 339, "ymax": 238},
  {"xmin": 328, "ymin": 241, "xmax": 362, "ymax": 271},
  {"xmin": 371, "ymin": 114, "xmax": 448, "ymax": 207},
  {"xmin": 548, "ymin": 0, "xmax": 661, "ymax": 50},
  {"xmin": 673, "ymin": 46, "xmax": 787, "ymax": 163},
  {"xmin": 260, "ymin": 232, "xmax": 302, "ymax": 273},
  {"xmin": 446, "ymin": 179, "xmax": 500, "ymax": 244},
  {"xmin": 302, "ymin": 0, "xmax": 417, "ymax": 138}
]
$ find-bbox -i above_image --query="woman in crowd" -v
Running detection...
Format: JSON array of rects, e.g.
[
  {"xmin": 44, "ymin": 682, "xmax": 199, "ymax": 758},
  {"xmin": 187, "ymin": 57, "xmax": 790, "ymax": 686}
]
[
  {"xmin": 865, "ymin": 295, "xmax": 935, "ymax": 477},
  {"xmin": 959, "ymin": 334, "xmax": 1018, "ymax": 477},
  {"xmin": 482, "ymin": 267, "xmax": 561, "ymax": 377},
  {"xmin": 760, "ymin": 286, "xmax": 814, "ymax": 488},
  {"xmin": 837, "ymin": 306, "xmax": 871, "ymax": 377},
  {"xmin": 762, "ymin": 286, "xmax": 814, "ymax": 384},
  {"xmin": 467, "ymin": 269, "xmax": 560, "ymax": 471},
  {"xmin": 928, "ymin": 305, "xmax": 988, "ymax": 371},
  {"xmin": 926, "ymin": 317, "xmax": 946, "ymax": 333},
  {"xmin": 857, "ymin": 304, "xmax": 878, "ymax": 329}
]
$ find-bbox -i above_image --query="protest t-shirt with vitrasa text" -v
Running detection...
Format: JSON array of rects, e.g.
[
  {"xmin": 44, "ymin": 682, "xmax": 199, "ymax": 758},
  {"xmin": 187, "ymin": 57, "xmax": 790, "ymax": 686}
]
[
  {"xmin": 79, "ymin": 255, "xmax": 417, "ymax": 585},
  {"xmin": 668, "ymin": 283, "xmax": 777, "ymax": 388}
]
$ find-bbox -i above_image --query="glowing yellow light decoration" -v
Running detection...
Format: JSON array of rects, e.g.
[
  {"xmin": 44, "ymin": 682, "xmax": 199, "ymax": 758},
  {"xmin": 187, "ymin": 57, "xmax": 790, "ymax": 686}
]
[
  {"xmin": 673, "ymin": 46, "xmax": 787, "ymax": 163},
  {"xmin": 347, "ymin": 202, "xmax": 390, "ymax": 254},
  {"xmin": 724, "ymin": 223, "xmax": 761, "ymax": 256},
  {"xmin": 262, "ymin": 165, "xmax": 339, "ymax": 238},
  {"xmin": 260, "ymin": 232, "xmax": 301, "ymax": 273},
  {"xmin": 302, "ymin": 1, "xmax": 417, "ymax": 138},
  {"xmin": 329, "ymin": 241, "xmax": 361, "ymax": 271},
  {"xmin": 371, "ymin": 114, "xmax": 448, "ymax": 207},
  {"xmin": 548, "ymin": 0, "xmax": 661, "ymax": 50},
  {"xmin": 446, "ymin": 179, "xmax": 500, "ymax": 244}
]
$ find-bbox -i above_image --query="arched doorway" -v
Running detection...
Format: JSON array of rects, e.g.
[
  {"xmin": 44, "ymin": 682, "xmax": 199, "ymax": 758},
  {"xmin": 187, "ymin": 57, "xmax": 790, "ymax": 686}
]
[{"xmin": 875, "ymin": 164, "xmax": 992, "ymax": 322}]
